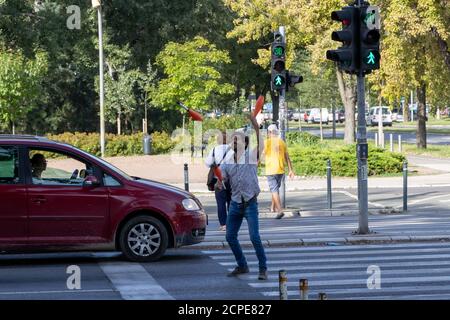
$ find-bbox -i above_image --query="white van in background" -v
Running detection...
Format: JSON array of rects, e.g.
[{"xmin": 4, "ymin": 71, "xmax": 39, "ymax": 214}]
[
  {"xmin": 368, "ymin": 106, "xmax": 393, "ymax": 126},
  {"xmin": 309, "ymin": 108, "xmax": 329, "ymax": 124}
]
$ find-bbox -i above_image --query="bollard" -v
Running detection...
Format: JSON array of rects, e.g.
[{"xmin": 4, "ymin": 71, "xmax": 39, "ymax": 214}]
[
  {"xmin": 279, "ymin": 270, "xmax": 288, "ymax": 300},
  {"xmin": 403, "ymin": 161, "xmax": 408, "ymax": 212},
  {"xmin": 398, "ymin": 135, "xmax": 402, "ymax": 152},
  {"xmin": 326, "ymin": 159, "xmax": 332, "ymax": 210},
  {"xmin": 184, "ymin": 163, "xmax": 189, "ymax": 192},
  {"xmin": 390, "ymin": 134, "xmax": 394, "ymax": 152},
  {"xmin": 374, "ymin": 133, "xmax": 378, "ymax": 147},
  {"xmin": 318, "ymin": 293, "xmax": 328, "ymax": 300},
  {"xmin": 299, "ymin": 279, "xmax": 309, "ymax": 300}
]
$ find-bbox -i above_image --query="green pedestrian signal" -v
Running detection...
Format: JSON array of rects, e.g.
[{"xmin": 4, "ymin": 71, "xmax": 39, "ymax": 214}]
[
  {"xmin": 273, "ymin": 75, "xmax": 285, "ymax": 88},
  {"xmin": 367, "ymin": 52, "xmax": 375, "ymax": 64}
]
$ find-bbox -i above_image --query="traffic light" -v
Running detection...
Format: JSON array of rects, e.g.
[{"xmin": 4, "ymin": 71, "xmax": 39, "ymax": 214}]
[
  {"xmin": 271, "ymin": 31, "xmax": 287, "ymax": 91},
  {"xmin": 326, "ymin": 6, "xmax": 360, "ymax": 74},
  {"xmin": 286, "ymin": 71, "xmax": 303, "ymax": 92},
  {"xmin": 360, "ymin": 5, "xmax": 380, "ymax": 74}
]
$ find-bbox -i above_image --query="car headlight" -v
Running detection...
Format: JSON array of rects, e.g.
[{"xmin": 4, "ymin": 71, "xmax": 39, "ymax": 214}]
[{"xmin": 182, "ymin": 198, "xmax": 200, "ymax": 211}]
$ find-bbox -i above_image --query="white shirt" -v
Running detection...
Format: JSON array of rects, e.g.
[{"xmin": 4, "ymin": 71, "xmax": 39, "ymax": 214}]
[{"xmin": 205, "ymin": 144, "xmax": 233, "ymax": 168}]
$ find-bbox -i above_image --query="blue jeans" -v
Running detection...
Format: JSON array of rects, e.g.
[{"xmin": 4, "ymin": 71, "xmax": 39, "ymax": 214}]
[
  {"xmin": 215, "ymin": 185, "xmax": 231, "ymax": 226},
  {"xmin": 226, "ymin": 198, "xmax": 267, "ymax": 271}
]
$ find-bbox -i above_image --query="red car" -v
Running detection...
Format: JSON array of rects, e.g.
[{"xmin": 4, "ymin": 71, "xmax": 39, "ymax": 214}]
[{"xmin": 0, "ymin": 135, "xmax": 207, "ymax": 262}]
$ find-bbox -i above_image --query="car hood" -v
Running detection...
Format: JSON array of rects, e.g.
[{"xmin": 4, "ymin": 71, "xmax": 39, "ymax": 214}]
[{"xmin": 131, "ymin": 178, "xmax": 193, "ymax": 199}]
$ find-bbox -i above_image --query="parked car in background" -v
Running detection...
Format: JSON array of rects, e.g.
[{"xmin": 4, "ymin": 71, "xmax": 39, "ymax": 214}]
[
  {"xmin": 309, "ymin": 108, "xmax": 329, "ymax": 124},
  {"xmin": 0, "ymin": 135, "xmax": 207, "ymax": 262},
  {"xmin": 367, "ymin": 106, "xmax": 393, "ymax": 126},
  {"xmin": 328, "ymin": 109, "xmax": 345, "ymax": 123}
]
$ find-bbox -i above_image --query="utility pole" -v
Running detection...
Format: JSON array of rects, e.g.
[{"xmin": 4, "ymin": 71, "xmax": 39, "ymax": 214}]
[
  {"xmin": 278, "ymin": 26, "xmax": 287, "ymax": 209},
  {"xmin": 326, "ymin": 0, "xmax": 380, "ymax": 234}
]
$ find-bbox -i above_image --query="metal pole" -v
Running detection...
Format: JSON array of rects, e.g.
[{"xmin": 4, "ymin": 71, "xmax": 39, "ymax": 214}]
[
  {"xmin": 403, "ymin": 161, "xmax": 408, "ymax": 212},
  {"xmin": 299, "ymin": 279, "xmax": 309, "ymax": 300},
  {"xmin": 327, "ymin": 159, "xmax": 332, "ymax": 210},
  {"xmin": 98, "ymin": 6, "xmax": 105, "ymax": 158},
  {"xmin": 279, "ymin": 270, "xmax": 288, "ymax": 300},
  {"xmin": 357, "ymin": 73, "xmax": 369, "ymax": 234},
  {"xmin": 398, "ymin": 135, "xmax": 402, "ymax": 152},
  {"xmin": 374, "ymin": 132, "xmax": 378, "ymax": 147},
  {"xmin": 279, "ymin": 26, "xmax": 286, "ymax": 209},
  {"xmin": 390, "ymin": 134, "xmax": 394, "ymax": 152},
  {"xmin": 184, "ymin": 163, "xmax": 189, "ymax": 192},
  {"xmin": 332, "ymin": 104, "xmax": 336, "ymax": 139},
  {"xmin": 318, "ymin": 293, "xmax": 328, "ymax": 300}
]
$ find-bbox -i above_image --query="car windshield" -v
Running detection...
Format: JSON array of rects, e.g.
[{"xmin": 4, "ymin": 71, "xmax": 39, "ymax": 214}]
[
  {"xmin": 74, "ymin": 146, "xmax": 133, "ymax": 181},
  {"xmin": 371, "ymin": 108, "xmax": 390, "ymax": 115}
]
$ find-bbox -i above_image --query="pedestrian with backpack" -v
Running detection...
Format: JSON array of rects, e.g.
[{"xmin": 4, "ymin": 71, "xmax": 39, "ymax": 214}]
[{"xmin": 205, "ymin": 131, "xmax": 232, "ymax": 231}]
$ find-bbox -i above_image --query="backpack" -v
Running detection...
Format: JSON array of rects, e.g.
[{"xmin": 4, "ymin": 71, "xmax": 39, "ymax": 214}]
[{"xmin": 206, "ymin": 147, "xmax": 229, "ymax": 191}]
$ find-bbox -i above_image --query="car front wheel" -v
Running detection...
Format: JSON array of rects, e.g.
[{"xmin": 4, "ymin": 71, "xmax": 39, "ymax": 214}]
[{"xmin": 119, "ymin": 216, "xmax": 169, "ymax": 262}]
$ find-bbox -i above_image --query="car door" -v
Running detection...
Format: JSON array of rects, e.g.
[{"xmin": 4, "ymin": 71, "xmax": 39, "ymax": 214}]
[
  {"xmin": 0, "ymin": 145, "xmax": 27, "ymax": 246},
  {"xmin": 26, "ymin": 146, "xmax": 110, "ymax": 245}
]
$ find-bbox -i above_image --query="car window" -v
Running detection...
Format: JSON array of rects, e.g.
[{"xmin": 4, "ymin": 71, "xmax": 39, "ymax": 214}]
[
  {"xmin": 0, "ymin": 146, "xmax": 19, "ymax": 185},
  {"xmin": 103, "ymin": 173, "xmax": 121, "ymax": 187},
  {"xmin": 28, "ymin": 149, "xmax": 93, "ymax": 186}
]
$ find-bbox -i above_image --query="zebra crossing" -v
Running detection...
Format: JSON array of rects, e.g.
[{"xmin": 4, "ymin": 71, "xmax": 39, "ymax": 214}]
[{"xmin": 203, "ymin": 241, "xmax": 450, "ymax": 300}]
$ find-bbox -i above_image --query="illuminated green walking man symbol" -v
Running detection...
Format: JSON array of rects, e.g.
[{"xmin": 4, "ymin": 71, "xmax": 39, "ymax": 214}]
[
  {"xmin": 367, "ymin": 52, "xmax": 376, "ymax": 65},
  {"xmin": 275, "ymin": 75, "xmax": 283, "ymax": 86}
]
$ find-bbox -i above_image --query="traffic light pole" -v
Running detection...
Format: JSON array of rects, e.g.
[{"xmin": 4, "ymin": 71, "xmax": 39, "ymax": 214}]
[
  {"xmin": 279, "ymin": 26, "xmax": 286, "ymax": 209},
  {"xmin": 356, "ymin": 72, "xmax": 369, "ymax": 234}
]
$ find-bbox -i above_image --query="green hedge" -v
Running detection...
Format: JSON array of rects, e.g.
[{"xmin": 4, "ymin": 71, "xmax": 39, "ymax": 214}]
[
  {"xmin": 46, "ymin": 132, "xmax": 176, "ymax": 157},
  {"xmin": 289, "ymin": 142, "xmax": 406, "ymax": 177}
]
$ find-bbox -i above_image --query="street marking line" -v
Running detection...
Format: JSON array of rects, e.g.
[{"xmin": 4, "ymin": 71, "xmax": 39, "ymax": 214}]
[
  {"xmin": 409, "ymin": 194, "xmax": 450, "ymax": 205},
  {"xmin": 0, "ymin": 289, "xmax": 114, "ymax": 295},
  {"xmin": 249, "ymin": 275, "xmax": 450, "ymax": 288},
  {"xmin": 339, "ymin": 191, "xmax": 385, "ymax": 208},
  {"xmin": 99, "ymin": 262, "xmax": 174, "ymax": 300}
]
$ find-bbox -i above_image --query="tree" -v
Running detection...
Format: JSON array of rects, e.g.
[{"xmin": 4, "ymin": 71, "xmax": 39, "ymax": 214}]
[
  {"xmin": 224, "ymin": 0, "xmax": 359, "ymax": 143},
  {"xmin": 371, "ymin": 0, "xmax": 450, "ymax": 149},
  {"xmin": 151, "ymin": 36, "xmax": 234, "ymax": 111},
  {"xmin": 0, "ymin": 50, "xmax": 47, "ymax": 133}
]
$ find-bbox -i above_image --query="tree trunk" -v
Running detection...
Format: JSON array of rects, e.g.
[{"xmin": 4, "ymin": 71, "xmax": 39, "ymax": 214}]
[
  {"xmin": 416, "ymin": 83, "xmax": 427, "ymax": 149},
  {"xmin": 117, "ymin": 112, "xmax": 121, "ymax": 135},
  {"xmin": 336, "ymin": 68, "xmax": 356, "ymax": 144}
]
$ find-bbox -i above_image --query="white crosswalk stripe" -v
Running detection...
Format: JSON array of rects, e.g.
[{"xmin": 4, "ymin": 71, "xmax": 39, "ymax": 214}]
[{"xmin": 203, "ymin": 242, "xmax": 450, "ymax": 300}]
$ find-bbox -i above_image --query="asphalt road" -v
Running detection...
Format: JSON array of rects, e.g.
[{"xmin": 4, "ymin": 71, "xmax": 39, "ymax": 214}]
[
  {"xmin": 289, "ymin": 126, "xmax": 450, "ymax": 145},
  {"xmin": 3, "ymin": 242, "xmax": 450, "ymax": 300},
  {"xmin": 196, "ymin": 186, "xmax": 450, "ymax": 218},
  {"xmin": 1, "ymin": 189, "xmax": 449, "ymax": 301}
]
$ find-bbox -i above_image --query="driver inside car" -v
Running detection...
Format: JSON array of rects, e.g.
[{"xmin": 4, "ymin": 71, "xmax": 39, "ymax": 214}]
[{"xmin": 30, "ymin": 153, "xmax": 47, "ymax": 181}]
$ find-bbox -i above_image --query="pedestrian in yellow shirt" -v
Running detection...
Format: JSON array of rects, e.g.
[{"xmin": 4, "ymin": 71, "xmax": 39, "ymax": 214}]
[{"xmin": 263, "ymin": 124, "xmax": 295, "ymax": 219}]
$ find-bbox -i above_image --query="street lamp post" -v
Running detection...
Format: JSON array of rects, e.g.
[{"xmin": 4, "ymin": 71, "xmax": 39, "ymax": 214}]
[{"xmin": 92, "ymin": 0, "xmax": 105, "ymax": 157}]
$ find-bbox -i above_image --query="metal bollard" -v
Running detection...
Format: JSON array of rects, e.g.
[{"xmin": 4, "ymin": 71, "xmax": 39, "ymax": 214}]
[
  {"xmin": 398, "ymin": 135, "xmax": 402, "ymax": 152},
  {"xmin": 279, "ymin": 270, "xmax": 288, "ymax": 300},
  {"xmin": 318, "ymin": 293, "xmax": 328, "ymax": 300},
  {"xmin": 184, "ymin": 163, "xmax": 189, "ymax": 192},
  {"xmin": 326, "ymin": 159, "xmax": 332, "ymax": 210},
  {"xmin": 374, "ymin": 133, "xmax": 378, "ymax": 147},
  {"xmin": 299, "ymin": 279, "xmax": 309, "ymax": 300},
  {"xmin": 390, "ymin": 134, "xmax": 394, "ymax": 152},
  {"xmin": 403, "ymin": 161, "xmax": 408, "ymax": 212}
]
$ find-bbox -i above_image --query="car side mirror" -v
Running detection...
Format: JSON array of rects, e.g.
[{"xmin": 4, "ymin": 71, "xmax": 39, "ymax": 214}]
[{"xmin": 83, "ymin": 175, "xmax": 100, "ymax": 188}]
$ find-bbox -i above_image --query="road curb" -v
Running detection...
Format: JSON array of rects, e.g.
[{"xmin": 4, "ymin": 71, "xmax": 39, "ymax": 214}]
[{"xmin": 189, "ymin": 235, "xmax": 450, "ymax": 250}]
